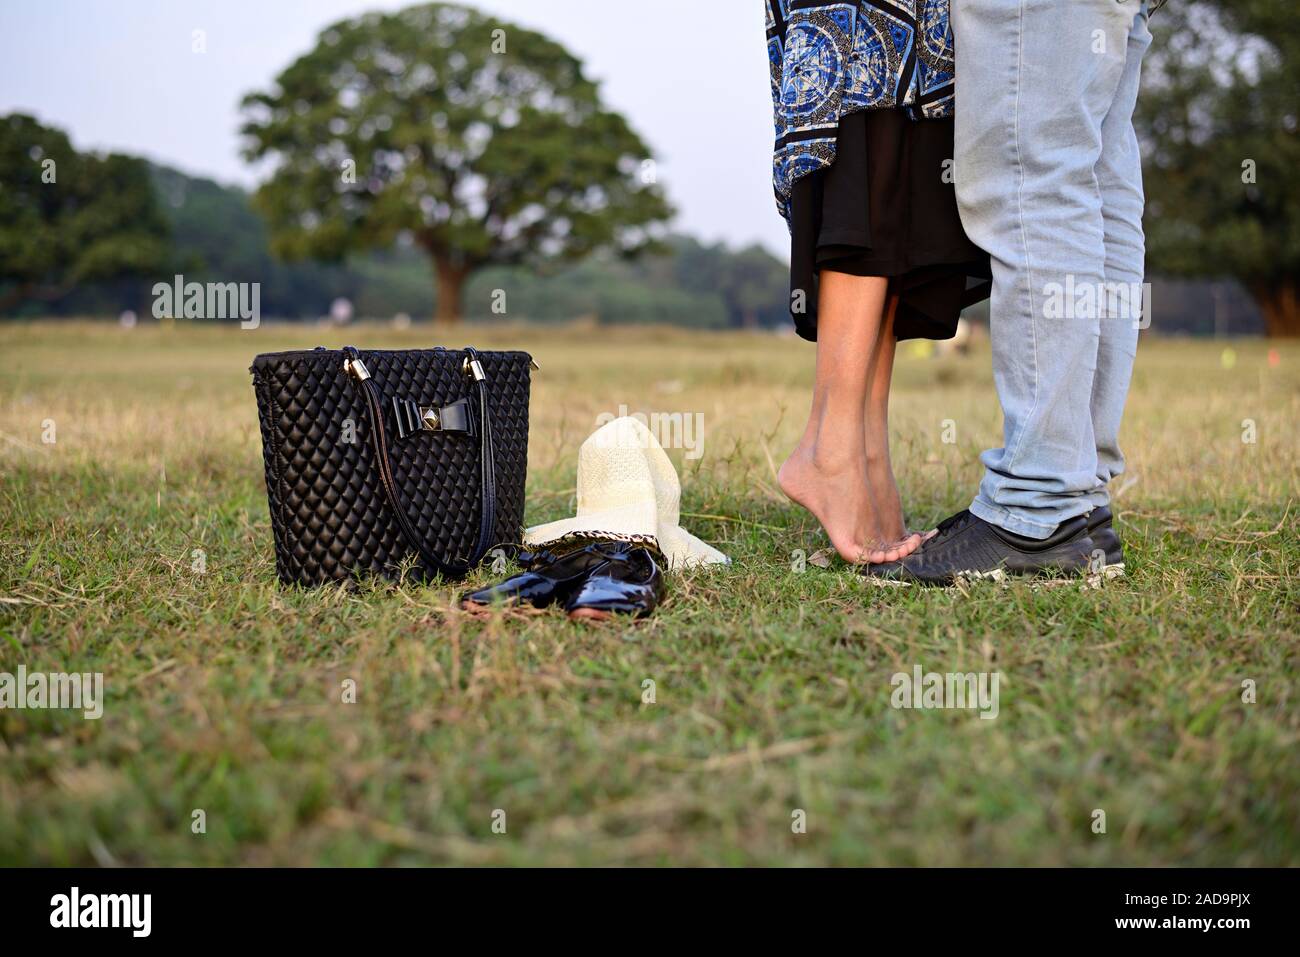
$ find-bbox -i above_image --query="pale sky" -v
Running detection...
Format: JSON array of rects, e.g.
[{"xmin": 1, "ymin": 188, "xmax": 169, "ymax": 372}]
[{"xmin": 0, "ymin": 0, "xmax": 786, "ymax": 257}]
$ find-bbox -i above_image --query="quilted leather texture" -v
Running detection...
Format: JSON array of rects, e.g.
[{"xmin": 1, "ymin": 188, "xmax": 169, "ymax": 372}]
[{"xmin": 251, "ymin": 346, "xmax": 531, "ymax": 586}]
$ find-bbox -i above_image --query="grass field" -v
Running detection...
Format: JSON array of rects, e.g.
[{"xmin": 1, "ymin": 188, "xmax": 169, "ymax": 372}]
[{"xmin": 1, "ymin": 320, "xmax": 1297, "ymax": 866}]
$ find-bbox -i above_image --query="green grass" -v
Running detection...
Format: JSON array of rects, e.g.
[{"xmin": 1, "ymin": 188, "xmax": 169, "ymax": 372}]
[{"xmin": 1, "ymin": 320, "xmax": 1297, "ymax": 865}]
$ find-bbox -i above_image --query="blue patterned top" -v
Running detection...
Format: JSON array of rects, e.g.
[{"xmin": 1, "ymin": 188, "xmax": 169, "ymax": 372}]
[{"xmin": 767, "ymin": 0, "xmax": 956, "ymax": 224}]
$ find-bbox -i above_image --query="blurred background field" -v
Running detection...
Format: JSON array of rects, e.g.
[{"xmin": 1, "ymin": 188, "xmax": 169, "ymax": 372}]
[{"xmin": 1, "ymin": 322, "xmax": 1296, "ymax": 865}]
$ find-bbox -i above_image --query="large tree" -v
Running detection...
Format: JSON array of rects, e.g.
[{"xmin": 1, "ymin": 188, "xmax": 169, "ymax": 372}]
[
  {"xmin": 1135, "ymin": 0, "xmax": 1300, "ymax": 336},
  {"xmin": 0, "ymin": 114, "xmax": 170, "ymax": 314},
  {"xmin": 240, "ymin": 2, "xmax": 672, "ymax": 323}
]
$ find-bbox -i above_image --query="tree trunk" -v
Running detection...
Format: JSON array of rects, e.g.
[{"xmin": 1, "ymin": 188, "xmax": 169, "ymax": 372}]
[
  {"xmin": 432, "ymin": 253, "xmax": 469, "ymax": 325},
  {"xmin": 1253, "ymin": 278, "xmax": 1300, "ymax": 338}
]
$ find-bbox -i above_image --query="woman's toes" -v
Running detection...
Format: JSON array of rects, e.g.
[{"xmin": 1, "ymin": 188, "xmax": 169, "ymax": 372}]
[
  {"xmin": 873, "ymin": 543, "xmax": 900, "ymax": 564},
  {"xmin": 873, "ymin": 533, "xmax": 922, "ymax": 564},
  {"xmin": 845, "ymin": 540, "xmax": 892, "ymax": 565},
  {"xmin": 833, "ymin": 541, "xmax": 862, "ymax": 563}
]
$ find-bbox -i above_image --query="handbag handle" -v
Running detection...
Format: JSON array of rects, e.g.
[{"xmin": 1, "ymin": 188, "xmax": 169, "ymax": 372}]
[{"xmin": 342, "ymin": 345, "xmax": 498, "ymax": 579}]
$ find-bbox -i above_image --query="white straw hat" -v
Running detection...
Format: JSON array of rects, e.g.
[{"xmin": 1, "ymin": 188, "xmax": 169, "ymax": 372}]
[{"xmin": 524, "ymin": 417, "xmax": 729, "ymax": 569}]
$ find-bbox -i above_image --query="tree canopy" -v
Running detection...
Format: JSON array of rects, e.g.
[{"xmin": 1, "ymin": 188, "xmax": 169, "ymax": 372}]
[
  {"xmin": 0, "ymin": 113, "xmax": 170, "ymax": 314},
  {"xmin": 1135, "ymin": 0, "xmax": 1300, "ymax": 336},
  {"xmin": 240, "ymin": 1, "xmax": 673, "ymax": 323}
]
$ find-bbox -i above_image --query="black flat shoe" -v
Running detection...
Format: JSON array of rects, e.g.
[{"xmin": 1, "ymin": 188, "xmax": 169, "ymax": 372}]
[
  {"xmin": 459, "ymin": 543, "xmax": 619, "ymax": 614},
  {"xmin": 564, "ymin": 543, "xmax": 665, "ymax": 622}
]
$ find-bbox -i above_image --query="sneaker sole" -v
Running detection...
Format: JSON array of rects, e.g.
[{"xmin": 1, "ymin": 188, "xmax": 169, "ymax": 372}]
[{"xmin": 862, "ymin": 562, "xmax": 1116, "ymax": 589}]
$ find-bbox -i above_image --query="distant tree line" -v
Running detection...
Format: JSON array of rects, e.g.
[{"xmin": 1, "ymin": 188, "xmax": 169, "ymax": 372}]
[
  {"xmin": 0, "ymin": 115, "xmax": 1268, "ymax": 335},
  {"xmin": 0, "ymin": 114, "xmax": 169, "ymax": 315},
  {"xmin": 0, "ymin": 127, "xmax": 790, "ymax": 328},
  {"xmin": 1, "ymin": 0, "xmax": 1294, "ymax": 335}
]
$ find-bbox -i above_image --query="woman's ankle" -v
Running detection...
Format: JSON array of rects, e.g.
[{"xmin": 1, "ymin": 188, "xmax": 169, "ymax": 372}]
[{"xmin": 810, "ymin": 441, "xmax": 864, "ymax": 476}]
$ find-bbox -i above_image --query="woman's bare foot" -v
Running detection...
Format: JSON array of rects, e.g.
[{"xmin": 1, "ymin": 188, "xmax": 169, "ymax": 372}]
[
  {"xmin": 779, "ymin": 443, "xmax": 913, "ymax": 564},
  {"xmin": 864, "ymin": 450, "xmax": 924, "ymax": 561},
  {"xmin": 858, "ymin": 294, "xmax": 923, "ymax": 562},
  {"xmin": 782, "ymin": 272, "xmax": 921, "ymax": 564}
]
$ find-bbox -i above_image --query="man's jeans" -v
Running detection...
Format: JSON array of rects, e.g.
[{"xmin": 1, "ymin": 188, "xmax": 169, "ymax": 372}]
[{"xmin": 952, "ymin": 0, "xmax": 1152, "ymax": 539}]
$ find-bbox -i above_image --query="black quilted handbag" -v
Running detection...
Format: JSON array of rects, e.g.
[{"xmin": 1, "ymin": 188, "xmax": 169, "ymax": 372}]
[{"xmin": 250, "ymin": 344, "xmax": 532, "ymax": 586}]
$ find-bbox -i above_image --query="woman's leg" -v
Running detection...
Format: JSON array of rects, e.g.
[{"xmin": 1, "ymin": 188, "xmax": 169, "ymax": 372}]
[
  {"xmin": 863, "ymin": 292, "xmax": 923, "ymax": 555},
  {"xmin": 779, "ymin": 271, "xmax": 913, "ymax": 563}
]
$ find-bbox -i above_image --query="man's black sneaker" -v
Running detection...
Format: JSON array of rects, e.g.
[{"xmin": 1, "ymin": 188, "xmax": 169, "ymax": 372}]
[
  {"xmin": 1086, "ymin": 505, "xmax": 1125, "ymax": 578},
  {"xmin": 864, "ymin": 510, "xmax": 1095, "ymax": 586}
]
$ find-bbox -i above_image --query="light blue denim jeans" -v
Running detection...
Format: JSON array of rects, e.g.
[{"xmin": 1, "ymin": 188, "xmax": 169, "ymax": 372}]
[{"xmin": 952, "ymin": 0, "xmax": 1153, "ymax": 538}]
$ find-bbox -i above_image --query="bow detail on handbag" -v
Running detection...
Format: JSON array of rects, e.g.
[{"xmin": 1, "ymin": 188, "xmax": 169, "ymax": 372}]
[
  {"xmin": 391, "ymin": 395, "xmax": 473, "ymax": 440},
  {"xmin": 341, "ymin": 345, "xmax": 498, "ymax": 580}
]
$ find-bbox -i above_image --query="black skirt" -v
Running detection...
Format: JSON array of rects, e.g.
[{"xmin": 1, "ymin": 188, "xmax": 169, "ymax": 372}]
[{"xmin": 788, "ymin": 108, "xmax": 991, "ymax": 342}]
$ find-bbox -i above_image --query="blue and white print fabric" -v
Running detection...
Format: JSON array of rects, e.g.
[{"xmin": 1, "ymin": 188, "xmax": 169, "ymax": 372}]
[{"xmin": 767, "ymin": 0, "xmax": 956, "ymax": 223}]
